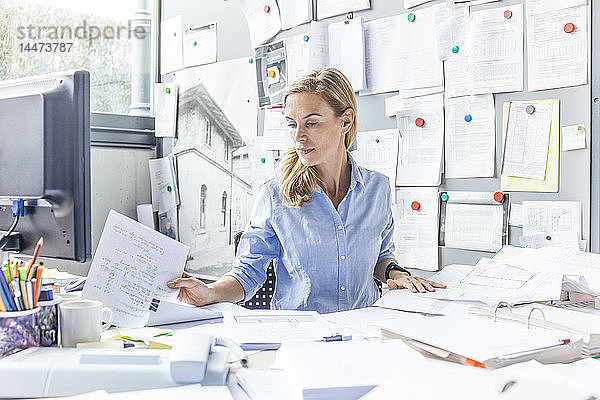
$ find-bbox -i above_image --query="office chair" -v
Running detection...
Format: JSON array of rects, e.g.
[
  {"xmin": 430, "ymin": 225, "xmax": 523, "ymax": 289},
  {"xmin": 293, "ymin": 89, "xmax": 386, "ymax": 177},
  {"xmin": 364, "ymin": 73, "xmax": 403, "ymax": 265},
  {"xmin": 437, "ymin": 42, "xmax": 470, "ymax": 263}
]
[{"xmin": 233, "ymin": 231, "xmax": 276, "ymax": 309}]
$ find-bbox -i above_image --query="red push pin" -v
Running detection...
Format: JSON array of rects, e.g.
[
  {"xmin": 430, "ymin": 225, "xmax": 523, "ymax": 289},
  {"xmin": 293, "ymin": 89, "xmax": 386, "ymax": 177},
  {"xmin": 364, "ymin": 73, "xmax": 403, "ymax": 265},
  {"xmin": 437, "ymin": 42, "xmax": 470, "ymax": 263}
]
[
  {"xmin": 411, "ymin": 201, "xmax": 421, "ymax": 211},
  {"xmin": 344, "ymin": 20, "xmax": 349, "ymax": 25},
  {"xmin": 493, "ymin": 192, "xmax": 504, "ymax": 203},
  {"xmin": 415, "ymin": 117, "xmax": 425, "ymax": 127},
  {"xmin": 503, "ymin": 10, "xmax": 512, "ymax": 19},
  {"xmin": 264, "ymin": 5, "xmax": 270, "ymax": 13},
  {"xmin": 564, "ymin": 22, "xmax": 575, "ymax": 33}
]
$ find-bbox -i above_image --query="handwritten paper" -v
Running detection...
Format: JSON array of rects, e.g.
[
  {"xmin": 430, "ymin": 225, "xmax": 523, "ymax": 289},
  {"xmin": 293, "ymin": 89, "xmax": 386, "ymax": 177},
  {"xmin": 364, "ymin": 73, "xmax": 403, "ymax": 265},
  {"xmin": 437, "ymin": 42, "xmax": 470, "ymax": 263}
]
[{"xmin": 82, "ymin": 210, "xmax": 189, "ymax": 328}]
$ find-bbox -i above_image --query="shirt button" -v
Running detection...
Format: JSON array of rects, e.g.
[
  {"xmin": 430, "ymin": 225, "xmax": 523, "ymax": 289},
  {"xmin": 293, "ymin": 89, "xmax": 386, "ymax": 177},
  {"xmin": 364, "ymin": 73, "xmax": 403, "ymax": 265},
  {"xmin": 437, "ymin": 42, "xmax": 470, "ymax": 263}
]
[
  {"xmin": 340, "ymin": 286, "xmax": 345, "ymax": 291},
  {"xmin": 340, "ymin": 255, "xmax": 346, "ymax": 260},
  {"xmin": 337, "ymin": 225, "xmax": 343, "ymax": 230}
]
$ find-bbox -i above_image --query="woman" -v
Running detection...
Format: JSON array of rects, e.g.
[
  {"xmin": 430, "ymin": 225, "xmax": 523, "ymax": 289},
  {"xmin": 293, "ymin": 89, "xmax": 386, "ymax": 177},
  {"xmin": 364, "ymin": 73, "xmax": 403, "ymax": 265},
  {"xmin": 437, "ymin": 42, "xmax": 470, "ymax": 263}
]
[{"xmin": 168, "ymin": 68, "xmax": 445, "ymax": 313}]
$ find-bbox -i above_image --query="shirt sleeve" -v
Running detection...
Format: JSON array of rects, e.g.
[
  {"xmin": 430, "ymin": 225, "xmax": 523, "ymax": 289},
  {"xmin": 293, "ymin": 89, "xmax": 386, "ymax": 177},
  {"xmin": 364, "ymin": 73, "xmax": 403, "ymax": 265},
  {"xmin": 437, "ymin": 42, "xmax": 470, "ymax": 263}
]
[
  {"xmin": 377, "ymin": 177, "xmax": 396, "ymax": 264},
  {"xmin": 224, "ymin": 182, "xmax": 282, "ymax": 301}
]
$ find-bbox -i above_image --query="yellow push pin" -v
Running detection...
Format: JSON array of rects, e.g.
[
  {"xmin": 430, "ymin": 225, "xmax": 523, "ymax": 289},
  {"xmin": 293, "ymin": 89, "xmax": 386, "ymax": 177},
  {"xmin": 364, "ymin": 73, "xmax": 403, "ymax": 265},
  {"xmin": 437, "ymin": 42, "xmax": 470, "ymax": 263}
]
[{"xmin": 268, "ymin": 70, "xmax": 276, "ymax": 78}]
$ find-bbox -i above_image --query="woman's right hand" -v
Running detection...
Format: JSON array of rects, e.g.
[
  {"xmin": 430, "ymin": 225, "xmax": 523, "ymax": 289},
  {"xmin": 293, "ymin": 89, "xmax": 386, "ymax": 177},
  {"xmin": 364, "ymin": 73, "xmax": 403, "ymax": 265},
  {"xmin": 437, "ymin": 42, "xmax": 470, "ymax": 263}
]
[{"xmin": 167, "ymin": 272, "xmax": 215, "ymax": 307}]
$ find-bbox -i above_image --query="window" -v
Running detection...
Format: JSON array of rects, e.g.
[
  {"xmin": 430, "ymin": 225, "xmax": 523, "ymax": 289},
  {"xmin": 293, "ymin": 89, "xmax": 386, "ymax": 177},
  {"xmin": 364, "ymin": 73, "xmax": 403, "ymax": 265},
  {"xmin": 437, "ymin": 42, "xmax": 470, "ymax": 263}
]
[
  {"xmin": 204, "ymin": 117, "xmax": 212, "ymax": 145},
  {"xmin": 221, "ymin": 191, "xmax": 227, "ymax": 226},
  {"xmin": 200, "ymin": 185, "xmax": 207, "ymax": 229},
  {"xmin": 0, "ymin": 0, "xmax": 152, "ymax": 115},
  {"xmin": 224, "ymin": 139, "xmax": 230, "ymax": 161}
]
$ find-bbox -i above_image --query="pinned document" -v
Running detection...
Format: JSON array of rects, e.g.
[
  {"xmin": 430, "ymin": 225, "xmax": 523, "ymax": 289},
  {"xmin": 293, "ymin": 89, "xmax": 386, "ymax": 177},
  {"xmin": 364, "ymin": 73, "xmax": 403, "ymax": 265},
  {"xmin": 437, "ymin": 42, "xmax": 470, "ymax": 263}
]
[
  {"xmin": 248, "ymin": 138, "xmax": 275, "ymax": 193},
  {"xmin": 160, "ymin": 15, "xmax": 183, "ymax": 74},
  {"xmin": 327, "ymin": 17, "xmax": 366, "ymax": 91},
  {"xmin": 153, "ymin": 83, "xmax": 178, "ymax": 138},
  {"xmin": 526, "ymin": 0, "xmax": 587, "ymax": 92},
  {"xmin": 278, "ymin": 0, "xmax": 312, "ymax": 30},
  {"xmin": 263, "ymin": 106, "xmax": 292, "ymax": 151},
  {"xmin": 352, "ymin": 129, "xmax": 398, "ymax": 195},
  {"xmin": 149, "ymin": 155, "xmax": 179, "ymax": 213},
  {"xmin": 562, "ymin": 124, "xmax": 586, "ymax": 151},
  {"xmin": 520, "ymin": 231, "xmax": 580, "ymax": 250},
  {"xmin": 284, "ymin": 33, "xmax": 310, "ymax": 85},
  {"xmin": 444, "ymin": 55, "xmax": 471, "ymax": 99},
  {"xmin": 432, "ymin": 3, "xmax": 469, "ymax": 60},
  {"xmin": 316, "ymin": 0, "xmax": 370, "ymax": 20},
  {"xmin": 238, "ymin": 0, "xmax": 281, "ymax": 49},
  {"xmin": 522, "ymin": 201, "xmax": 582, "ymax": 239},
  {"xmin": 393, "ymin": 188, "xmax": 439, "ymax": 271},
  {"xmin": 182, "ymin": 23, "xmax": 217, "ymax": 68},
  {"xmin": 470, "ymin": 4, "xmax": 524, "ymax": 94},
  {"xmin": 255, "ymin": 40, "xmax": 287, "ymax": 107}
]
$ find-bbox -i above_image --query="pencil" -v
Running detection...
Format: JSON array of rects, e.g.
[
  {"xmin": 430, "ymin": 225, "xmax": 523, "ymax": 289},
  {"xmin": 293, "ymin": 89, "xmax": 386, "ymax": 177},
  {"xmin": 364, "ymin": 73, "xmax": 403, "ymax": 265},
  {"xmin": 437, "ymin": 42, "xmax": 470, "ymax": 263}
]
[
  {"xmin": 30, "ymin": 237, "xmax": 43, "ymax": 268},
  {"xmin": 34, "ymin": 265, "xmax": 43, "ymax": 305}
]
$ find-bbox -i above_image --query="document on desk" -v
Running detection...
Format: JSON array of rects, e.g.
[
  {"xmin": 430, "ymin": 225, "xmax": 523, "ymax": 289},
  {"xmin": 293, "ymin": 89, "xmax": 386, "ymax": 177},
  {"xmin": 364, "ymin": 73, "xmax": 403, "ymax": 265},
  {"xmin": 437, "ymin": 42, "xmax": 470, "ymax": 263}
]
[
  {"xmin": 352, "ymin": 129, "xmax": 398, "ymax": 195},
  {"xmin": 520, "ymin": 231, "xmax": 580, "ymax": 250},
  {"xmin": 395, "ymin": 93, "xmax": 444, "ymax": 186},
  {"xmin": 444, "ymin": 203, "xmax": 503, "ymax": 252},
  {"xmin": 152, "ymin": 83, "xmax": 178, "ymax": 138},
  {"xmin": 82, "ymin": 210, "xmax": 190, "ymax": 328},
  {"xmin": 433, "ymin": 3, "xmax": 469, "ymax": 60},
  {"xmin": 263, "ymin": 106, "xmax": 292, "ymax": 151},
  {"xmin": 182, "ymin": 22, "xmax": 217, "ymax": 68},
  {"xmin": 374, "ymin": 289, "xmax": 483, "ymax": 316},
  {"xmin": 248, "ymin": 137, "xmax": 275, "ymax": 193},
  {"xmin": 322, "ymin": 307, "xmax": 412, "ymax": 338},
  {"xmin": 278, "ymin": 0, "xmax": 312, "ymax": 30},
  {"xmin": 316, "ymin": 0, "xmax": 370, "ymax": 20},
  {"xmin": 444, "ymin": 55, "xmax": 471, "ymax": 99},
  {"xmin": 522, "ymin": 201, "xmax": 582, "ymax": 238},
  {"xmin": 284, "ymin": 33, "xmax": 310, "ymax": 86},
  {"xmin": 501, "ymin": 100, "xmax": 560, "ymax": 192},
  {"xmin": 327, "ymin": 17, "xmax": 365, "ymax": 91},
  {"xmin": 393, "ymin": 187, "xmax": 439, "ymax": 271},
  {"xmin": 160, "ymin": 15, "xmax": 183, "ymax": 74},
  {"xmin": 470, "ymin": 4, "xmax": 523, "ymax": 94},
  {"xmin": 445, "ymin": 94, "xmax": 495, "ymax": 179},
  {"xmin": 501, "ymin": 101, "xmax": 553, "ymax": 180},
  {"xmin": 148, "ymin": 155, "xmax": 179, "ymax": 213},
  {"xmin": 526, "ymin": 0, "xmax": 587, "ymax": 92},
  {"xmin": 239, "ymin": 0, "xmax": 281, "ymax": 49}
]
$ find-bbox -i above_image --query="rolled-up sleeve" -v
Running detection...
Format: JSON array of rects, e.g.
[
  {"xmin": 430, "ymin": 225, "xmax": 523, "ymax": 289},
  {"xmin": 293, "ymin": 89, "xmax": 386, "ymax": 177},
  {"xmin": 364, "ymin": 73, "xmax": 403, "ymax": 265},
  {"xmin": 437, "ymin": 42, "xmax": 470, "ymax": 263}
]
[
  {"xmin": 377, "ymin": 180, "xmax": 396, "ymax": 264},
  {"xmin": 224, "ymin": 182, "xmax": 281, "ymax": 301}
]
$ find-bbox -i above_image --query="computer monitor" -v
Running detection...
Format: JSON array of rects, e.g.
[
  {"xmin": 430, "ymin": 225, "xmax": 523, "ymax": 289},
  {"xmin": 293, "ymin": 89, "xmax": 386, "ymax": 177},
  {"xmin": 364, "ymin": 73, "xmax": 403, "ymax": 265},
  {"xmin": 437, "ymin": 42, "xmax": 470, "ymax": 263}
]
[{"xmin": 0, "ymin": 69, "xmax": 91, "ymax": 262}]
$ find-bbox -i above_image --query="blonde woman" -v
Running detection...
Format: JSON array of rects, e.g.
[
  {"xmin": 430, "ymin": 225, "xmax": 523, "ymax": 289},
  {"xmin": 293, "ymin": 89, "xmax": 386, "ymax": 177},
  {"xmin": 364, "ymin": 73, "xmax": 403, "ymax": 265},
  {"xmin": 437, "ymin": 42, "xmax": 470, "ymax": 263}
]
[{"xmin": 168, "ymin": 68, "xmax": 445, "ymax": 313}]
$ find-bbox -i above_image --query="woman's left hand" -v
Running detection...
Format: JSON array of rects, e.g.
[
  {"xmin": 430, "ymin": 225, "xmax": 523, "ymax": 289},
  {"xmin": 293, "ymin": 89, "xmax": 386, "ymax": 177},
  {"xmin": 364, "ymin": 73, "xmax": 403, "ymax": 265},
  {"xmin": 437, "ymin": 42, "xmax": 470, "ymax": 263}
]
[{"xmin": 386, "ymin": 273, "xmax": 446, "ymax": 293}]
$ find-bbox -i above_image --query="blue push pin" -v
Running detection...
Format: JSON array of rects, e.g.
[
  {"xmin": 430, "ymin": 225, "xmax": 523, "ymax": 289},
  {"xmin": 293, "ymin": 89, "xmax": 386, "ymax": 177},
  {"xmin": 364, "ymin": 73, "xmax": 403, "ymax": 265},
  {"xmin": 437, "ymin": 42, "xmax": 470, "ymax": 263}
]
[
  {"xmin": 464, "ymin": 114, "xmax": 472, "ymax": 122},
  {"xmin": 303, "ymin": 35, "xmax": 309, "ymax": 42}
]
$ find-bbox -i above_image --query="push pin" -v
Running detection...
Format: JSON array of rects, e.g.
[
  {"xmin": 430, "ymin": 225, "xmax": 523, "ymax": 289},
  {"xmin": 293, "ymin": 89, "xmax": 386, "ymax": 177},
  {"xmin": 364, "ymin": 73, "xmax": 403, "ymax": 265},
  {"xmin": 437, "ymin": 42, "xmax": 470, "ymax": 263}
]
[
  {"xmin": 503, "ymin": 10, "xmax": 512, "ymax": 19},
  {"xmin": 264, "ymin": 5, "xmax": 270, "ymax": 13},
  {"xmin": 415, "ymin": 117, "xmax": 425, "ymax": 127},
  {"xmin": 493, "ymin": 191, "xmax": 504, "ymax": 203},
  {"xmin": 525, "ymin": 105, "xmax": 535, "ymax": 115},
  {"xmin": 451, "ymin": 45, "xmax": 459, "ymax": 54},
  {"xmin": 407, "ymin": 13, "xmax": 416, "ymax": 22},
  {"xmin": 411, "ymin": 201, "xmax": 421, "ymax": 211},
  {"xmin": 564, "ymin": 22, "xmax": 575, "ymax": 33},
  {"xmin": 303, "ymin": 35, "xmax": 309, "ymax": 42},
  {"xmin": 248, "ymin": 58, "xmax": 253, "ymax": 63},
  {"xmin": 546, "ymin": 235, "xmax": 552, "ymax": 241},
  {"xmin": 268, "ymin": 70, "xmax": 276, "ymax": 78},
  {"xmin": 165, "ymin": 87, "xmax": 171, "ymax": 94},
  {"xmin": 440, "ymin": 193, "xmax": 449, "ymax": 202},
  {"xmin": 464, "ymin": 114, "xmax": 472, "ymax": 122},
  {"xmin": 260, "ymin": 157, "xmax": 266, "ymax": 163}
]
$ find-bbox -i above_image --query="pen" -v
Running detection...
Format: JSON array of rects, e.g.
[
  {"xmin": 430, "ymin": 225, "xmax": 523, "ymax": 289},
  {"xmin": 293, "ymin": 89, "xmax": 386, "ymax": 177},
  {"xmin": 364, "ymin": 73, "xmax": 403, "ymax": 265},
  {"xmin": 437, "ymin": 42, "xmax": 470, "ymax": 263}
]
[
  {"xmin": 18, "ymin": 266, "xmax": 29, "ymax": 309},
  {"xmin": 321, "ymin": 334, "xmax": 352, "ymax": 342},
  {"xmin": 10, "ymin": 279, "xmax": 23, "ymax": 311},
  {"xmin": 0, "ymin": 268, "xmax": 17, "ymax": 311},
  {"xmin": 25, "ymin": 280, "xmax": 33, "ymax": 310}
]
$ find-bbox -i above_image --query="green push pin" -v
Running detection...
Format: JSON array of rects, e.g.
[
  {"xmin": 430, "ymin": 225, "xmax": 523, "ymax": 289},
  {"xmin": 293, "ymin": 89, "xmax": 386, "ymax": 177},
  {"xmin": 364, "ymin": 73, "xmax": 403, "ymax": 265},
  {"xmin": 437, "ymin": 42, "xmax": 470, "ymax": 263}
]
[
  {"xmin": 249, "ymin": 58, "xmax": 253, "ymax": 64},
  {"xmin": 260, "ymin": 157, "xmax": 265, "ymax": 163},
  {"xmin": 407, "ymin": 13, "xmax": 415, "ymax": 22},
  {"xmin": 441, "ymin": 193, "xmax": 449, "ymax": 202},
  {"xmin": 193, "ymin": 40, "xmax": 197, "ymax": 46},
  {"xmin": 451, "ymin": 45, "xmax": 459, "ymax": 54},
  {"xmin": 165, "ymin": 87, "xmax": 171, "ymax": 94},
  {"xmin": 167, "ymin": 185, "xmax": 172, "ymax": 192}
]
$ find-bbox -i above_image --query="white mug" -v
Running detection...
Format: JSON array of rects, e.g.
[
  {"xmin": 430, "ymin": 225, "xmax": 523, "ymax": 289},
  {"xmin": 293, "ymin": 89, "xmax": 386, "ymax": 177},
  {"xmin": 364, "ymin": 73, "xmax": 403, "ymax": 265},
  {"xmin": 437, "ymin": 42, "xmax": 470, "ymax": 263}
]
[{"xmin": 59, "ymin": 300, "xmax": 112, "ymax": 347}]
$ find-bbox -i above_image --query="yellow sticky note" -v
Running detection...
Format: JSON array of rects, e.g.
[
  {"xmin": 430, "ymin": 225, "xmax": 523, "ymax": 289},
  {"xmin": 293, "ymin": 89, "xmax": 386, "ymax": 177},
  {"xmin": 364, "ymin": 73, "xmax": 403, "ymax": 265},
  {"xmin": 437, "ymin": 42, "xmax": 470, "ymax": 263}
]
[{"xmin": 501, "ymin": 99, "xmax": 559, "ymax": 193}]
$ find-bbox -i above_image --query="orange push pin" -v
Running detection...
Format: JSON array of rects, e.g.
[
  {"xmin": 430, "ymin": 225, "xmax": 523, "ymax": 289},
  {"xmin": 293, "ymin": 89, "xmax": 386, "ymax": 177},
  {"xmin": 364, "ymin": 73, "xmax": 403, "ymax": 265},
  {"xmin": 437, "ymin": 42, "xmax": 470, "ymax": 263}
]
[
  {"xmin": 564, "ymin": 22, "xmax": 575, "ymax": 33},
  {"xmin": 411, "ymin": 201, "xmax": 421, "ymax": 211},
  {"xmin": 493, "ymin": 192, "xmax": 504, "ymax": 203},
  {"xmin": 415, "ymin": 117, "xmax": 425, "ymax": 127}
]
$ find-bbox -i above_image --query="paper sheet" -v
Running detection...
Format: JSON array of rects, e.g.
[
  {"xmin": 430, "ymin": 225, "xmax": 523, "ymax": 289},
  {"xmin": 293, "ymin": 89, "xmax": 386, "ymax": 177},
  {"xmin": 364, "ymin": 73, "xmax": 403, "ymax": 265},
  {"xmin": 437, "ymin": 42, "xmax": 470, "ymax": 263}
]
[
  {"xmin": 375, "ymin": 289, "xmax": 481, "ymax": 316},
  {"xmin": 509, "ymin": 203, "xmax": 523, "ymax": 227},
  {"xmin": 136, "ymin": 204, "xmax": 155, "ymax": 230},
  {"xmin": 393, "ymin": 187, "xmax": 439, "ymax": 271},
  {"xmin": 316, "ymin": 0, "xmax": 370, "ymax": 20},
  {"xmin": 395, "ymin": 93, "xmax": 444, "ymax": 186},
  {"xmin": 153, "ymin": 83, "xmax": 178, "ymax": 138},
  {"xmin": 522, "ymin": 201, "xmax": 582, "ymax": 239},
  {"xmin": 520, "ymin": 231, "xmax": 580, "ymax": 250},
  {"xmin": 501, "ymin": 101, "xmax": 553, "ymax": 180},
  {"xmin": 470, "ymin": 4, "xmax": 524, "ymax": 94},
  {"xmin": 263, "ymin": 106, "xmax": 292, "ymax": 151},
  {"xmin": 149, "ymin": 155, "xmax": 180, "ymax": 213},
  {"xmin": 352, "ymin": 129, "xmax": 398, "ymax": 196},
  {"xmin": 322, "ymin": 307, "xmax": 411, "ymax": 338},
  {"xmin": 444, "ymin": 94, "xmax": 495, "ymax": 178},
  {"xmin": 444, "ymin": 55, "xmax": 472, "ymax": 98},
  {"xmin": 383, "ymin": 85, "xmax": 444, "ymax": 116},
  {"xmin": 562, "ymin": 124, "xmax": 586, "ymax": 151},
  {"xmin": 239, "ymin": 0, "xmax": 281, "ymax": 49},
  {"xmin": 248, "ymin": 137, "xmax": 276, "ymax": 193},
  {"xmin": 182, "ymin": 22, "xmax": 217, "ymax": 68},
  {"xmin": 284, "ymin": 33, "xmax": 310, "ymax": 86},
  {"xmin": 82, "ymin": 210, "xmax": 190, "ymax": 328},
  {"xmin": 526, "ymin": 1, "xmax": 587, "ymax": 92},
  {"xmin": 160, "ymin": 15, "xmax": 183, "ymax": 74},
  {"xmin": 444, "ymin": 203, "xmax": 503, "ymax": 252},
  {"xmin": 327, "ymin": 17, "xmax": 365, "ymax": 91},
  {"xmin": 307, "ymin": 21, "xmax": 329, "ymax": 70},
  {"xmin": 433, "ymin": 3, "xmax": 469, "ymax": 60},
  {"xmin": 501, "ymin": 99, "xmax": 560, "ymax": 192},
  {"xmin": 278, "ymin": 0, "xmax": 312, "ymax": 30},
  {"xmin": 255, "ymin": 40, "xmax": 287, "ymax": 107},
  {"xmin": 236, "ymin": 369, "xmax": 293, "ymax": 400}
]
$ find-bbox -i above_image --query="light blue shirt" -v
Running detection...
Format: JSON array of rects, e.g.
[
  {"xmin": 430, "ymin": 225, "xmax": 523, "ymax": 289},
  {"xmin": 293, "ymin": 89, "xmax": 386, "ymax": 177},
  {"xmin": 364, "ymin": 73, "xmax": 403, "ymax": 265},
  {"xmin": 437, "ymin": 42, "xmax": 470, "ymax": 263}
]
[{"xmin": 225, "ymin": 154, "xmax": 395, "ymax": 313}]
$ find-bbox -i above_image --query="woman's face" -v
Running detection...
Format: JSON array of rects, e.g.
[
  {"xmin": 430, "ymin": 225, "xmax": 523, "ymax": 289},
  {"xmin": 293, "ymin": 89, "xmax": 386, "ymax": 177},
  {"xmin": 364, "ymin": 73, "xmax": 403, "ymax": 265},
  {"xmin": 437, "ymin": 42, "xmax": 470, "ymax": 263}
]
[{"xmin": 284, "ymin": 92, "xmax": 348, "ymax": 167}]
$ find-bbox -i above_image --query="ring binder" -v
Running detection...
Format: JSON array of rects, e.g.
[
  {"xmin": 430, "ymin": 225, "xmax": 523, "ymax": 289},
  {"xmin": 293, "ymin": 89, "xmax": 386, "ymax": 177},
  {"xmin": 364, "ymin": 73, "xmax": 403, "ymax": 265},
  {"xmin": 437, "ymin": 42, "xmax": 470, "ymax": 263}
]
[
  {"xmin": 494, "ymin": 301, "xmax": 513, "ymax": 322},
  {"xmin": 526, "ymin": 307, "xmax": 546, "ymax": 329}
]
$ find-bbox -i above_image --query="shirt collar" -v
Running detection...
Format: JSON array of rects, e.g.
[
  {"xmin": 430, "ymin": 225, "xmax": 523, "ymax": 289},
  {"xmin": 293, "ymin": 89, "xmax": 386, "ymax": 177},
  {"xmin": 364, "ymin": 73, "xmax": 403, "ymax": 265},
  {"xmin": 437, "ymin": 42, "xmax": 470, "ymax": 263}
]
[{"xmin": 314, "ymin": 151, "xmax": 364, "ymax": 194}]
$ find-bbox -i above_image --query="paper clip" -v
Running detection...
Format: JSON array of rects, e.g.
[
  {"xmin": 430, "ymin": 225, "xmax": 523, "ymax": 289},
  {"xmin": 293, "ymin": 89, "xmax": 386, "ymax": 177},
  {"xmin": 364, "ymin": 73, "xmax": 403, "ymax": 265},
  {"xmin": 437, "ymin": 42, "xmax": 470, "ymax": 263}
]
[
  {"xmin": 494, "ymin": 301, "xmax": 513, "ymax": 322},
  {"xmin": 526, "ymin": 307, "xmax": 546, "ymax": 329}
]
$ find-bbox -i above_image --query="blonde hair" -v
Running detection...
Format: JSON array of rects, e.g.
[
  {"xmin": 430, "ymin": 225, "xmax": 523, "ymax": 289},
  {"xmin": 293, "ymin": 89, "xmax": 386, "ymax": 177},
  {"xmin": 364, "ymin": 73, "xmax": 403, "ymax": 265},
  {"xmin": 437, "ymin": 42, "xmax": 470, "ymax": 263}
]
[{"xmin": 276, "ymin": 68, "xmax": 358, "ymax": 208}]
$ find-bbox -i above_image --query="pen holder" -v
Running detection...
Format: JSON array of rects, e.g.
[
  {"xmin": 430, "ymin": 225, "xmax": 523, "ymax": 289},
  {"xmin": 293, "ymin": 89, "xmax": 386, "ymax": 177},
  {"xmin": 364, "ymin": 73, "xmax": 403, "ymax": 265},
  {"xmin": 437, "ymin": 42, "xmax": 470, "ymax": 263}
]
[
  {"xmin": 37, "ymin": 298, "xmax": 60, "ymax": 347},
  {"xmin": 0, "ymin": 308, "xmax": 41, "ymax": 359}
]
